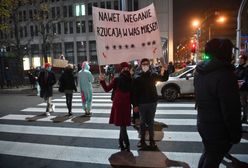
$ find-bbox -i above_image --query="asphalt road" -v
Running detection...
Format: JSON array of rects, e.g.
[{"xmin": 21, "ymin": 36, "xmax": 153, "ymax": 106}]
[{"xmin": 0, "ymin": 92, "xmax": 247, "ymax": 168}]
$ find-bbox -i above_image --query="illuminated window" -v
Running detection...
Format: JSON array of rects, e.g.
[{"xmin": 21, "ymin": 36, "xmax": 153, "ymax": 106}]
[
  {"xmin": 33, "ymin": 57, "xmax": 41, "ymax": 67},
  {"xmin": 75, "ymin": 4, "xmax": 85, "ymax": 16},
  {"xmin": 23, "ymin": 57, "xmax": 30, "ymax": 70}
]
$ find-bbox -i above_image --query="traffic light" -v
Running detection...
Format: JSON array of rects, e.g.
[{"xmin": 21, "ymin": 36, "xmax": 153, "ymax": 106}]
[
  {"xmin": 202, "ymin": 53, "xmax": 211, "ymax": 61},
  {"xmin": 191, "ymin": 43, "xmax": 196, "ymax": 53}
]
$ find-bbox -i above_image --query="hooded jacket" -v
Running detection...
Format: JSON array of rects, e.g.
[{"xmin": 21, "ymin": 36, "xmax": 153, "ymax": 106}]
[
  {"xmin": 38, "ymin": 69, "xmax": 56, "ymax": 98},
  {"xmin": 78, "ymin": 62, "xmax": 93, "ymax": 93},
  {"xmin": 194, "ymin": 58, "xmax": 242, "ymax": 144}
]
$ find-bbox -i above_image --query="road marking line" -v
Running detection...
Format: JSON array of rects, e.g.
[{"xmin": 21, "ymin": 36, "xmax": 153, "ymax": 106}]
[
  {"xmin": 21, "ymin": 107, "xmax": 197, "ymax": 115},
  {"xmin": 38, "ymin": 102, "xmax": 195, "ymax": 108},
  {"xmin": 0, "ymin": 123, "xmax": 247, "ymax": 143},
  {"xmin": 1, "ymin": 114, "xmax": 197, "ymax": 126},
  {"xmin": 0, "ymin": 140, "xmax": 247, "ymax": 167}
]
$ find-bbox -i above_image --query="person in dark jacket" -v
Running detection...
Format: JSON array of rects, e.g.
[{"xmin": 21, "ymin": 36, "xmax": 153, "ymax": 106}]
[
  {"xmin": 132, "ymin": 58, "xmax": 169, "ymax": 149},
  {"xmin": 167, "ymin": 61, "xmax": 175, "ymax": 74},
  {"xmin": 99, "ymin": 62, "xmax": 132, "ymax": 151},
  {"xmin": 38, "ymin": 63, "xmax": 56, "ymax": 116},
  {"xmin": 235, "ymin": 54, "xmax": 248, "ymax": 123},
  {"xmin": 194, "ymin": 38, "xmax": 242, "ymax": 168},
  {"xmin": 59, "ymin": 64, "xmax": 77, "ymax": 116}
]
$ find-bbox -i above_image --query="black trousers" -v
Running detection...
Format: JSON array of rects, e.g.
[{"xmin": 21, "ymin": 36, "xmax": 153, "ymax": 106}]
[
  {"xmin": 119, "ymin": 126, "xmax": 129, "ymax": 148},
  {"xmin": 198, "ymin": 142, "xmax": 232, "ymax": 168},
  {"xmin": 65, "ymin": 93, "xmax": 73, "ymax": 113}
]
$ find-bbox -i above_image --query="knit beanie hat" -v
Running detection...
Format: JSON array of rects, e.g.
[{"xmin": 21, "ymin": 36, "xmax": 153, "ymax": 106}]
[
  {"xmin": 120, "ymin": 62, "xmax": 129, "ymax": 69},
  {"xmin": 44, "ymin": 63, "xmax": 51, "ymax": 68}
]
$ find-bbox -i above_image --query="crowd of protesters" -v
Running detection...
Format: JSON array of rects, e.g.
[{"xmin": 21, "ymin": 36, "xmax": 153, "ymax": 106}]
[{"xmin": 6, "ymin": 37, "xmax": 247, "ymax": 167}]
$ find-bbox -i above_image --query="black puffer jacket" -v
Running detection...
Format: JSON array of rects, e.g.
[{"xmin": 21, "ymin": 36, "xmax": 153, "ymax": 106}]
[
  {"xmin": 133, "ymin": 68, "xmax": 168, "ymax": 106},
  {"xmin": 59, "ymin": 69, "xmax": 77, "ymax": 91},
  {"xmin": 38, "ymin": 69, "xmax": 56, "ymax": 98},
  {"xmin": 194, "ymin": 58, "xmax": 242, "ymax": 145}
]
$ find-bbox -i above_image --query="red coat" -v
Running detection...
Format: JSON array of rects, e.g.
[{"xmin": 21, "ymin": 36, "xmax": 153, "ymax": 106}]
[{"xmin": 100, "ymin": 78, "xmax": 131, "ymax": 126}]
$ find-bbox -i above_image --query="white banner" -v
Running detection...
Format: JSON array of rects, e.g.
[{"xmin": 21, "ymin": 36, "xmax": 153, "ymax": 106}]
[
  {"xmin": 53, "ymin": 59, "xmax": 68, "ymax": 68},
  {"xmin": 93, "ymin": 3, "xmax": 162, "ymax": 65}
]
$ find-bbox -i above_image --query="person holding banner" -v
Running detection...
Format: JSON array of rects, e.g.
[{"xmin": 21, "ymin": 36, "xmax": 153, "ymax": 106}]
[
  {"xmin": 99, "ymin": 62, "xmax": 132, "ymax": 151},
  {"xmin": 38, "ymin": 63, "xmax": 56, "ymax": 116},
  {"xmin": 78, "ymin": 62, "xmax": 94, "ymax": 116},
  {"xmin": 132, "ymin": 58, "xmax": 168, "ymax": 149}
]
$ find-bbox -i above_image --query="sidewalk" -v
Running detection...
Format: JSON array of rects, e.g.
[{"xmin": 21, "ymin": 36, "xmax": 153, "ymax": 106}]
[{"xmin": 0, "ymin": 83, "xmax": 104, "ymax": 94}]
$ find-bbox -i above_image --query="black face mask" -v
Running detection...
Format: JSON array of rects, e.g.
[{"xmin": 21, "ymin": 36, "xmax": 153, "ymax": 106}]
[{"xmin": 121, "ymin": 70, "xmax": 131, "ymax": 77}]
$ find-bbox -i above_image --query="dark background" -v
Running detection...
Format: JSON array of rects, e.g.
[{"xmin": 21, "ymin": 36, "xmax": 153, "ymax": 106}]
[{"xmin": 173, "ymin": 0, "xmax": 243, "ymax": 44}]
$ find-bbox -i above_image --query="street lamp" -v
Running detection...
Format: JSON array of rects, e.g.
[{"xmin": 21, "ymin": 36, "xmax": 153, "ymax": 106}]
[
  {"xmin": 208, "ymin": 16, "xmax": 226, "ymax": 40},
  {"xmin": 191, "ymin": 15, "xmax": 227, "ymax": 62},
  {"xmin": 191, "ymin": 19, "xmax": 201, "ymax": 63},
  {"xmin": 192, "ymin": 20, "xmax": 200, "ymax": 28},
  {"xmin": 192, "ymin": 16, "xmax": 226, "ymax": 40}
]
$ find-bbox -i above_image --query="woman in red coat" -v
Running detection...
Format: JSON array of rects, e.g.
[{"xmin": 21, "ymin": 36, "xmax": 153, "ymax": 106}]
[{"xmin": 99, "ymin": 62, "xmax": 132, "ymax": 151}]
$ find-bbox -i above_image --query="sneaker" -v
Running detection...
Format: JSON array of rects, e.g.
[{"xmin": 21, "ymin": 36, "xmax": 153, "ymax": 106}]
[
  {"xmin": 51, "ymin": 104, "xmax": 55, "ymax": 112},
  {"xmin": 45, "ymin": 112, "xmax": 50, "ymax": 116},
  {"xmin": 85, "ymin": 112, "xmax": 92, "ymax": 116},
  {"xmin": 137, "ymin": 140, "xmax": 148, "ymax": 149}
]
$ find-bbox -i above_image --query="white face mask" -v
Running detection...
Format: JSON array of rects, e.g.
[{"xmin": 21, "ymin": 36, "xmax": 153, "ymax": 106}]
[{"xmin": 142, "ymin": 65, "xmax": 149, "ymax": 72}]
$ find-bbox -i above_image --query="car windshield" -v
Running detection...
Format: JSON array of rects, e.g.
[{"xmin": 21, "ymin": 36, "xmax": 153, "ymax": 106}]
[{"xmin": 170, "ymin": 66, "xmax": 192, "ymax": 77}]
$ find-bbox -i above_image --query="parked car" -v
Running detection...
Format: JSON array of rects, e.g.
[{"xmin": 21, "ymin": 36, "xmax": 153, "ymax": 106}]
[{"xmin": 156, "ymin": 65, "xmax": 196, "ymax": 102}]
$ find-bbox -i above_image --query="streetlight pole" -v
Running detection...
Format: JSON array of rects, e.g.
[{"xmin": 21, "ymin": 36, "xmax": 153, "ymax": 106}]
[
  {"xmin": 208, "ymin": 26, "xmax": 211, "ymax": 41},
  {"xmin": 236, "ymin": 0, "xmax": 247, "ymax": 64},
  {"xmin": 196, "ymin": 28, "xmax": 201, "ymax": 63}
]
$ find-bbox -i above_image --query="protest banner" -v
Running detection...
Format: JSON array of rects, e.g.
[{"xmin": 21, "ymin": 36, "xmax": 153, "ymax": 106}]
[
  {"xmin": 53, "ymin": 59, "xmax": 68, "ymax": 68},
  {"xmin": 93, "ymin": 3, "xmax": 162, "ymax": 65}
]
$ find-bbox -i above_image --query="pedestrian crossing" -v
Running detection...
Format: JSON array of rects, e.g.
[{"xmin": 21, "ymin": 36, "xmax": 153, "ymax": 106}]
[{"xmin": 0, "ymin": 92, "xmax": 247, "ymax": 168}]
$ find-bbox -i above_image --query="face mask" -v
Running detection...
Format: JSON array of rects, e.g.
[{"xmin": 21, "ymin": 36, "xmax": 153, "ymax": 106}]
[
  {"xmin": 47, "ymin": 67, "xmax": 52, "ymax": 71},
  {"xmin": 122, "ymin": 70, "xmax": 131, "ymax": 76},
  {"xmin": 142, "ymin": 65, "xmax": 149, "ymax": 72}
]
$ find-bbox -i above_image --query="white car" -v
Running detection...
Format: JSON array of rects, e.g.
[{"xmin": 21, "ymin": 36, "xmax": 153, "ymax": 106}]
[{"xmin": 156, "ymin": 65, "xmax": 196, "ymax": 102}]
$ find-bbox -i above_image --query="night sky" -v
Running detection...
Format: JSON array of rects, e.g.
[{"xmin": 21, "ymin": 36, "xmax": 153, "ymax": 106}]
[{"xmin": 173, "ymin": 0, "xmax": 242, "ymax": 44}]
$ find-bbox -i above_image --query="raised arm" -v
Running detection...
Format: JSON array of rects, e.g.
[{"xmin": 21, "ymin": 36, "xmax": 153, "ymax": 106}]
[{"xmin": 99, "ymin": 74, "xmax": 115, "ymax": 92}]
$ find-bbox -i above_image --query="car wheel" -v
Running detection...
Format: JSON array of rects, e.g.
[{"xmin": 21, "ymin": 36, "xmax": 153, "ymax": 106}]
[{"xmin": 162, "ymin": 86, "xmax": 178, "ymax": 102}]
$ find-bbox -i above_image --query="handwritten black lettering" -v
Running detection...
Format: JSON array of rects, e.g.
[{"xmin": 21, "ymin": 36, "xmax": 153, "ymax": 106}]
[
  {"xmin": 97, "ymin": 27, "xmax": 122, "ymax": 37},
  {"xmin": 140, "ymin": 22, "xmax": 158, "ymax": 34},
  {"xmin": 98, "ymin": 12, "xmax": 120, "ymax": 22},
  {"xmin": 123, "ymin": 9, "xmax": 152, "ymax": 23}
]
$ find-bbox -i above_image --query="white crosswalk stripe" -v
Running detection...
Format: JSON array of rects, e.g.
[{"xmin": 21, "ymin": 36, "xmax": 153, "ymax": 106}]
[
  {"xmin": 1, "ymin": 114, "xmax": 198, "ymax": 126},
  {"xmin": 0, "ymin": 92, "xmax": 247, "ymax": 168},
  {"xmin": 38, "ymin": 102, "xmax": 195, "ymax": 108},
  {"xmin": 21, "ymin": 107, "xmax": 197, "ymax": 115}
]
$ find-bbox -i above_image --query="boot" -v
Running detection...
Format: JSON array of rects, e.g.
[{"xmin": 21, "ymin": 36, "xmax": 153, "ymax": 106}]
[
  {"xmin": 149, "ymin": 139, "xmax": 157, "ymax": 148},
  {"xmin": 119, "ymin": 141, "xmax": 125, "ymax": 151},
  {"xmin": 137, "ymin": 139, "xmax": 148, "ymax": 149}
]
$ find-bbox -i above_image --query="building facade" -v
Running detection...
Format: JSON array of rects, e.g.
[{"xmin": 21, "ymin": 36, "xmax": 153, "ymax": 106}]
[{"xmin": 0, "ymin": 0, "xmax": 173, "ymax": 70}]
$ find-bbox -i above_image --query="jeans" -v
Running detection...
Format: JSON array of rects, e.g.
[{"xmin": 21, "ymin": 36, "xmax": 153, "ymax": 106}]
[
  {"xmin": 139, "ymin": 102, "xmax": 157, "ymax": 141},
  {"xmin": 119, "ymin": 126, "xmax": 129, "ymax": 148},
  {"xmin": 44, "ymin": 97, "xmax": 52, "ymax": 112},
  {"xmin": 198, "ymin": 142, "xmax": 232, "ymax": 168},
  {"xmin": 240, "ymin": 91, "xmax": 248, "ymax": 121},
  {"xmin": 65, "ymin": 93, "xmax": 73, "ymax": 113}
]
